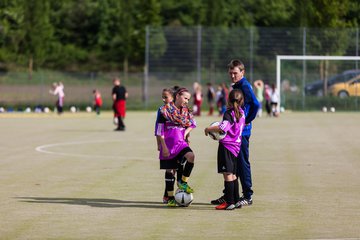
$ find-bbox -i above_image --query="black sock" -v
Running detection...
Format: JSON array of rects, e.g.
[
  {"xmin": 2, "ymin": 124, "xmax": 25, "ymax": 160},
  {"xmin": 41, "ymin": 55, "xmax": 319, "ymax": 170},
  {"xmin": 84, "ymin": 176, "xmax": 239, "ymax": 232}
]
[
  {"xmin": 165, "ymin": 171, "xmax": 175, "ymax": 195},
  {"xmin": 117, "ymin": 117, "xmax": 124, "ymax": 128},
  {"xmin": 176, "ymin": 161, "xmax": 184, "ymax": 183},
  {"xmin": 182, "ymin": 161, "xmax": 194, "ymax": 182},
  {"xmin": 224, "ymin": 181, "xmax": 235, "ymax": 204},
  {"xmin": 233, "ymin": 179, "xmax": 240, "ymax": 202},
  {"xmin": 163, "ymin": 172, "xmax": 168, "ymax": 197}
]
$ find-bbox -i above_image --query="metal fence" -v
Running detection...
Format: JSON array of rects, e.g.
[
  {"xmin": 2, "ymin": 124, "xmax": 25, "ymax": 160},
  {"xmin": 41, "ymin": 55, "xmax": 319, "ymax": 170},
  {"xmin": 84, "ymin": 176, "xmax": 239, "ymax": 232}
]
[
  {"xmin": 145, "ymin": 26, "xmax": 360, "ymax": 111},
  {"xmin": 1, "ymin": 27, "xmax": 360, "ymax": 112}
]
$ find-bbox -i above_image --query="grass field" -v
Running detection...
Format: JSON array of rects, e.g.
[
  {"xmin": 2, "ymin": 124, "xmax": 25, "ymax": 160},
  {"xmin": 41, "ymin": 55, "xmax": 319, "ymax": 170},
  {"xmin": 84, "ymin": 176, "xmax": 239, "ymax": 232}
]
[{"xmin": 0, "ymin": 111, "xmax": 359, "ymax": 239}]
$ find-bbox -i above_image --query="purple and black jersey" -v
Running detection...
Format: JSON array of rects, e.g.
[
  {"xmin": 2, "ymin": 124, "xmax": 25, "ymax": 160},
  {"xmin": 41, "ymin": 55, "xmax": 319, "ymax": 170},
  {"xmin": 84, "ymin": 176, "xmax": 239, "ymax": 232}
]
[
  {"xmin": 155, "ymin": 111, "xmax": 196, "ymax": 160},
  {"xmin": 218, "ymin": 107, "xmax": 245, "ymax": 157}
]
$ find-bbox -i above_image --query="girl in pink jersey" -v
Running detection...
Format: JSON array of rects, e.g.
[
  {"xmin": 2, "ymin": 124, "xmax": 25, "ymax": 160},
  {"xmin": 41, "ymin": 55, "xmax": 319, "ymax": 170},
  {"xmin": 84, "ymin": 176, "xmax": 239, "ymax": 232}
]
[
  {"xmin": 155, "ymin": 88, "xmax": 174, "ymax": 203},
  {"xmin": 205, "ymin": 89, "xmax": 245, "ymax": 210},
  {"xmin": 155, "ymin": 87, "xmax": 196, "ymax": 207}
]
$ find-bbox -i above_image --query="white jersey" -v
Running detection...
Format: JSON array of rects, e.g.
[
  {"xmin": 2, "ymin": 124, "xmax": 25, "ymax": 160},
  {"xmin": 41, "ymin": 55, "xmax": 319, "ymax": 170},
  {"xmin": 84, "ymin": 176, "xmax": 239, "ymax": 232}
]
[
  {"xmin": 270, "ymin": 88, "xmax": 279, "ymax": 103},
  {"xmin": 54, "ymin": 85, "xmax": 65, "ymax": 98}
]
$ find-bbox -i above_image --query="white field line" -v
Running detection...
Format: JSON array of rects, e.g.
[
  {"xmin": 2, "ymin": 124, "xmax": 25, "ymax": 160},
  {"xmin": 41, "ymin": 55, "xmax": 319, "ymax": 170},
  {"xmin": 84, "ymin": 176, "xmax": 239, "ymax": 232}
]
[{"xmin": 35, "ymin": 140, "xmax": 154, "ymax": 161}]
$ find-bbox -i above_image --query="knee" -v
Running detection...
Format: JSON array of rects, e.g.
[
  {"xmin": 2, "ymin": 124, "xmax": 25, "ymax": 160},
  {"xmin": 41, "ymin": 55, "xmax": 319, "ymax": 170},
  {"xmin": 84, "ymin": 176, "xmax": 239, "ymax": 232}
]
[{"xmin": 185, "ymin": 152, "xmax": 195, "ymax": 163}]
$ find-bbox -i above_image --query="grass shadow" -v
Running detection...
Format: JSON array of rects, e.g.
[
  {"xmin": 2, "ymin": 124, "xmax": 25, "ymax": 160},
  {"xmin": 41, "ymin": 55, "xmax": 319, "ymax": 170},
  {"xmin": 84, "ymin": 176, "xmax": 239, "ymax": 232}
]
[{"xmin": 15, "ymin": 197, "xmax": 213, "ymax": 210}]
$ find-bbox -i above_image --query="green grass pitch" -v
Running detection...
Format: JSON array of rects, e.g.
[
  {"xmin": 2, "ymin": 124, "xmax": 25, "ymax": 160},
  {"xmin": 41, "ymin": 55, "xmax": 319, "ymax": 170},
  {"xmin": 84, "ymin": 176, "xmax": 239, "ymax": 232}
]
[{"xmin": 0, "ymin": 111, "xmax": 359, "ymax": 239}]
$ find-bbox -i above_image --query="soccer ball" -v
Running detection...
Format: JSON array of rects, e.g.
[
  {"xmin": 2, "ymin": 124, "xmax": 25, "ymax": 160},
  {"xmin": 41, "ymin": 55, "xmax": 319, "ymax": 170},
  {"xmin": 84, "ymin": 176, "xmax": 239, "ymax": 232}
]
[
  {"xmin": 330, "ymin": 107, "xmax": 336, "ymax": 113},
  {"xmin": 322, "ymin": 106, "xmax": 327, "ymax": 113},
  {"xmin": 208, "ymin": 121, "xmax": 226, "ymax": 141},
  {"xmin": 86, "ymin": 106, "xmax": 92, "ymax": 112},
  {"xmin": 174, "ymin": 188, "xmax": 193, "ymax": 207},
  {"xmin": 43, "ymin": 107, "xmax": 50, "ymax": 113},
  {"xmin": 70, "ymin": 106, "xmax": 76, "ymax": 113}
]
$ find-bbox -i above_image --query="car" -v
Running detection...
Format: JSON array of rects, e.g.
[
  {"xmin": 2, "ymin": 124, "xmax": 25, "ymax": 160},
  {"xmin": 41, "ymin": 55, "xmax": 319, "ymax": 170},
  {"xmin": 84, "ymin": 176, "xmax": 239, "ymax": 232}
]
[
  {"xmin": 329, "ymin": 74, "xmax": 360, "ymax": 98},
  {"xmin": 304, "ymin": 69, "xmax": 360, "ymax": 96}
]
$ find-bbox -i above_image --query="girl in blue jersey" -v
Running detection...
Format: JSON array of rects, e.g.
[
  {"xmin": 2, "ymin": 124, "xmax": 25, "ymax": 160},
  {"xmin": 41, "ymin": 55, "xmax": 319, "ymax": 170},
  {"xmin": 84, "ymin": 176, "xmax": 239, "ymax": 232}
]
[{"xmin": 205, "ymin": 89, "xmax": 245, "ymax": 210}]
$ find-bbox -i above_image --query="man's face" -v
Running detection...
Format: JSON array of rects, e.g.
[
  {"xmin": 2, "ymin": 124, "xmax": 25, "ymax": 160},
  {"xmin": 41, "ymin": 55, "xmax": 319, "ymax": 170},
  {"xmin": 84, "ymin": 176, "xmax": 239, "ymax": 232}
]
[{"xmin": 228, "ymin": 67, "xmax": 244, "ymax": 84}]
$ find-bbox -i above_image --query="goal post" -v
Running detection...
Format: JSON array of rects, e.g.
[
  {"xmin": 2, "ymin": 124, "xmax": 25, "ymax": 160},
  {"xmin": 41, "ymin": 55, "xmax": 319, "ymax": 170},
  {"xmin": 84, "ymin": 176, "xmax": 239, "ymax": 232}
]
[{"xmin": 276, "ymin": 55, "xmax": 360, "ymax": 111}]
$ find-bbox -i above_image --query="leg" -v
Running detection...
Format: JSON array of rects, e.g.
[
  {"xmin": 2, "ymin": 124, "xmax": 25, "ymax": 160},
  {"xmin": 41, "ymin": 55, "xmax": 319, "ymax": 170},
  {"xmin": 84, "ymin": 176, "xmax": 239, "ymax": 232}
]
[
  {"xmin": 215, "ymin": 173, "xmax": 236, "ymax": 210},
  {"xmin": 178, "ymin": 151, "xmax": 194, "ymax": 193},
  {"xmin": 117, "ymin": 117, "xmax": 125, "ymax": 130},
  {"xmin": 165, "ymin": 169, "xmax": 176, "ymax": 207},
  {"xmin": 237, "ymin": 135, "xmax": 253, "ymax": 199}
]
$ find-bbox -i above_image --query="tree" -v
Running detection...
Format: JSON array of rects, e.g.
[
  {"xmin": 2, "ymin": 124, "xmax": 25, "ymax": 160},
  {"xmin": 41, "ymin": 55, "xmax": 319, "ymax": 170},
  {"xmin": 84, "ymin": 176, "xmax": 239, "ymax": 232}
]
[{"xmin": 21, "ymin": 0, "xmax": 54, "ymax": 78}]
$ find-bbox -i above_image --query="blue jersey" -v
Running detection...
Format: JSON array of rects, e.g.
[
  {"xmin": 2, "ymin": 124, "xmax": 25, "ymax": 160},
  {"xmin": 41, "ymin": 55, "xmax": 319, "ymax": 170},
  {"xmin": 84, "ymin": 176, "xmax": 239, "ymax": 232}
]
[{"xmin": 232, "ymin": 77, "xmax": 259, "ymax": 136}]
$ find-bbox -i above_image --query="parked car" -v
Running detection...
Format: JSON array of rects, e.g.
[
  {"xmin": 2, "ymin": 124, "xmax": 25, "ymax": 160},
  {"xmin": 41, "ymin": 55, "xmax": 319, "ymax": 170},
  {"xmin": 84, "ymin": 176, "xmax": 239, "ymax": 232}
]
[
  {"xmin": 304, "ymin": 69, "xmax": 360, "ymax": 96},
  {"xmin": 329, "ymin": 74, "xmax": 360, "ymax": 98}
]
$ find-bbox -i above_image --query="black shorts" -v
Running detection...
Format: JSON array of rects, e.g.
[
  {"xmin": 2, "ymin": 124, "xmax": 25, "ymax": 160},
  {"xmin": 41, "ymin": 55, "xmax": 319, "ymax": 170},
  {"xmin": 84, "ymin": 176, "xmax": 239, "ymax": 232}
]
[
  {"xmin": 217, "ymin": 144, "xmax": 237, "ymax": 174},
  {"xmin": 160, "ymin": 147, "xmax": 192, "ymax": 170}
]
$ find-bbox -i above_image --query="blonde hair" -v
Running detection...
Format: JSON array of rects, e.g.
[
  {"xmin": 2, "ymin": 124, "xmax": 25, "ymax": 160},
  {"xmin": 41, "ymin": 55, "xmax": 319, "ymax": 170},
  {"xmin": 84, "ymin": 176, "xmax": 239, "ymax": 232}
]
[{"xmin": 227, "ymin": 89, "xmax": 244, "ymax": 122}]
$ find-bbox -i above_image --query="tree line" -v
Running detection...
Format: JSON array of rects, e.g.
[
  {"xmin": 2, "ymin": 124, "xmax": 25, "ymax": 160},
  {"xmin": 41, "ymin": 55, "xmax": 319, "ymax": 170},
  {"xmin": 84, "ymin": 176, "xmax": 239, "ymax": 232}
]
[{"xmin": 0, "ymin": 0, "xmax": 359, "ymax": 74}]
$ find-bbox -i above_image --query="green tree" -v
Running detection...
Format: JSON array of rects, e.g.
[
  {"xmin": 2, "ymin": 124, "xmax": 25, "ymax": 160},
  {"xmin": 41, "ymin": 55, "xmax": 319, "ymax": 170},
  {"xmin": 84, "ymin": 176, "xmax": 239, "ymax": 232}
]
[{"xmin": 21, "ymin": 0, "xmax": 54, "ymax": 78}]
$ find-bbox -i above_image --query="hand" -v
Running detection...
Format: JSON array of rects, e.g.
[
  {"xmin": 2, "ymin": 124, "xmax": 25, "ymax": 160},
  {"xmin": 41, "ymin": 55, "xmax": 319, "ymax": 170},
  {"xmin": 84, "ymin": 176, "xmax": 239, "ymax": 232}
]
[
  {"xmin": 162, "ymin": 147, "xmax": 170, "ymax": 158},
  {"xmin": 204, "ymin": 128, "xmax": 209, "ymax": 136}
]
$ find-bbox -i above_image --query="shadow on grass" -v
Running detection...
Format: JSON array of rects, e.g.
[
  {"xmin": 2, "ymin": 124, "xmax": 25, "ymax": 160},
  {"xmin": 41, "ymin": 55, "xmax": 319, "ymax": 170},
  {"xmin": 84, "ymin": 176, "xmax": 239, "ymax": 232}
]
[{"xmin": 15, "ymin": 197, "xmax": 213, "ymax": 210}]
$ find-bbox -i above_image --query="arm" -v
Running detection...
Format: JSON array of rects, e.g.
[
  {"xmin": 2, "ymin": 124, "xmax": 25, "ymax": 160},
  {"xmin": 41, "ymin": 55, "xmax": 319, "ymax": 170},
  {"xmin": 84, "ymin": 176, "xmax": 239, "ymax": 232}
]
[
  {"xmin": 156, "ymin": 135, "xmax": 169, "ymax": 157},
  {"xmin": 184, "ymin": 127, "xmax": 193, "ymax": 143},
  {"xmin": 204, "ymin": 125, "xmax": 223, "ymax": 136},
  {"xmin": 242, "ymin": 82, "xmax": 260, "ymax": 124}
]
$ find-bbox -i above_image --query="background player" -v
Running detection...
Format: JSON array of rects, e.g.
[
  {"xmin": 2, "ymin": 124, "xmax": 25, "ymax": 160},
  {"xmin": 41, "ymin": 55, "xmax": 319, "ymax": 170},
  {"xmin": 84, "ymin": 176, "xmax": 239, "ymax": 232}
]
[{"xmin": 112, "ymin": 77, "xmax": 128, "ymax": 131}]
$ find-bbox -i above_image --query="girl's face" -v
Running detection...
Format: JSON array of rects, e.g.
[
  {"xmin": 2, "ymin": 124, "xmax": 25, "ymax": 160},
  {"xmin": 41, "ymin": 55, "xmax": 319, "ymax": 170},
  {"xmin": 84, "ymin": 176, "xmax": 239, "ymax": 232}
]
[
  {"xmin": 175, "ymin": 92, "xmax": 191, "ymax": 107},
  {"xmin": 162, "ymin": 91, "xmax": 173, "ymax": 104}
]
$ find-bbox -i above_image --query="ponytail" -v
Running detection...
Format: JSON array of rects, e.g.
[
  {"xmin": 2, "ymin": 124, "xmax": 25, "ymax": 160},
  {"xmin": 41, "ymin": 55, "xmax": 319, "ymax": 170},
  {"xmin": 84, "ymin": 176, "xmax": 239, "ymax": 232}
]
[{"xmin": 227, "ymin": 89, "xmax": 244, "ymax": 122}]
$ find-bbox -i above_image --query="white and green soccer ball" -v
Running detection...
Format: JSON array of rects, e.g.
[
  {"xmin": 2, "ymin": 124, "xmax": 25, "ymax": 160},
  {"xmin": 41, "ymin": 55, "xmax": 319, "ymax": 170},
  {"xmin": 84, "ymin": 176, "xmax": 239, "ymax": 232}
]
[{"xmin": 174, "ymin": 188, "xmax": 193, "ymax": 207}]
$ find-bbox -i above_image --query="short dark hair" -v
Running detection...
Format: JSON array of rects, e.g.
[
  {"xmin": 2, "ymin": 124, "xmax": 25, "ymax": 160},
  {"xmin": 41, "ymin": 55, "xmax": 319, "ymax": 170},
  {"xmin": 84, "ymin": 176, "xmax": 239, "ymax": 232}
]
[{"xmin": 228, "ymin": 59, "xmax": 245, "ymax": 71}]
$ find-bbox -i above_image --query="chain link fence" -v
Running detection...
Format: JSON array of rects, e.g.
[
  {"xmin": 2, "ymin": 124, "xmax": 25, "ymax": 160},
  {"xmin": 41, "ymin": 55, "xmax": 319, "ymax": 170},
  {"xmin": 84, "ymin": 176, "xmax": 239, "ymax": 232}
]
[
  {"xmin": 1, "ymin": 27, "xmax": 359, "ymax": 112},
  {"xmin": 145, "ymin": 26, "xmax": 360, "ymax": 111}
]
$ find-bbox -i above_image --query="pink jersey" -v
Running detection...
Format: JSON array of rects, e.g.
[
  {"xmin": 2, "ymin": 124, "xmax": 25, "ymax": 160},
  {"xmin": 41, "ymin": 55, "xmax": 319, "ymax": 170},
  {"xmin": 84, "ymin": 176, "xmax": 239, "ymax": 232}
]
[
  {"xmin": 155, "ymin": 112, "xmax": 196, "ymax": 160},
  {"xmin": 218, "ymin": 108, "xmax": 245, "ymax": 157}
]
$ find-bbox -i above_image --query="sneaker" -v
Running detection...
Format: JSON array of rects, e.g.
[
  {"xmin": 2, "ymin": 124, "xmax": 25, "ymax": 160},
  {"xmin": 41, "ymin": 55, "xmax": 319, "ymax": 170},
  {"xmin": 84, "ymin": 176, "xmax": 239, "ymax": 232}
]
[
  {"xmin": 167, "ymin": 199, "xmax": 177, "ymax": 207},
  {"xmin": 238, "ymin": 196, "xmax": 253, "ymax": 206},
  {"xmin": 163, "ymin": 196, "xmax": 169, "ymax": 204},
  {"xmin": 211, "ymin": 195, "xmax": 225, "ymax": 205},
  {"xmin": 178, "ymin": 182, "xmax": 194, "ymax": 193},
  {"xmin": 234, "ymin": 201, "xmax": 242, "ymax": 208},
  {"xmin": 215, "ymin": 202, "xmax": 235, "ymax": 210}
]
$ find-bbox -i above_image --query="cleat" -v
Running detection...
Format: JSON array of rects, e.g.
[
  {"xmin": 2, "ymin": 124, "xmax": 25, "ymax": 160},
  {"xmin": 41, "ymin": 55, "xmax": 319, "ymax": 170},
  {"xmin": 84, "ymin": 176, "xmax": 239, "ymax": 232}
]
[
  {"xmin": 234, "ymin": 201, "xmax": 242, "ymax": 208},
  {"xmin": 211, "ymin": 195, "xmax": 225, "ymax": 205},
  {"xmin": 167, "ymin": 199, "xmax": 177, "ymax": 207},
  {"xmin": 215, "ymin": 202, "xmax": 235, "ymax": 210},
  {"xmin": 178, "ymin": 182, "xmax": 194, "ymax": 193},
  {"xmin": 163, "ymin": 196, "xmax": 169, "ymax": 204},
  {"xmin": 238, "ymin": 196, "xmax": 253, "ymax": 206}
]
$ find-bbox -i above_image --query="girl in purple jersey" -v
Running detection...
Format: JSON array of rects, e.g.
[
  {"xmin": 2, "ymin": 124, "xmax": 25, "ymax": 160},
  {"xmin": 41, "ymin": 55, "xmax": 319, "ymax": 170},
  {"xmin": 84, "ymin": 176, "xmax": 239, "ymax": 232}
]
[
  {"xmin": 155, "ymin": 87, "xmax": 196, "ymax": 207},
  {"xmin": 205, "ymin": 89, "xmax": 245, "ymax": 210},
  {"xmin": 155, "ymin": 88, "xmax": 174, "ymax": 204}
]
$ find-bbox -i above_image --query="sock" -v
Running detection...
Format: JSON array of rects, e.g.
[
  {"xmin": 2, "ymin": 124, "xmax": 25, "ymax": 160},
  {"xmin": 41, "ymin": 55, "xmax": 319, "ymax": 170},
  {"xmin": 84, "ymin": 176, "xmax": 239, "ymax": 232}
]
[
  {"xmin": 163, "ymin": 172, "xmax": 168, "ymax": 197},
  {"xmin": 117, "ymin": 117, "xmax": 124, "ymax": 128},
  {"xmin": 176, "ymin": 160, "xmax": 185, "ymax": 183},
  {"xmin": 224, "ymin": 181, "xmax": 235, "ymax": 204},
  {"xmin": 165, "ymin": 171, "xmax": 175, "ymax": 198},
  {"xmin": 233, "ymin": 179, "xmax": 240, "ymax": 202},
  {"xmin": 181, "ymin": 162, "xmax": 194, "ymax": 183}
]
